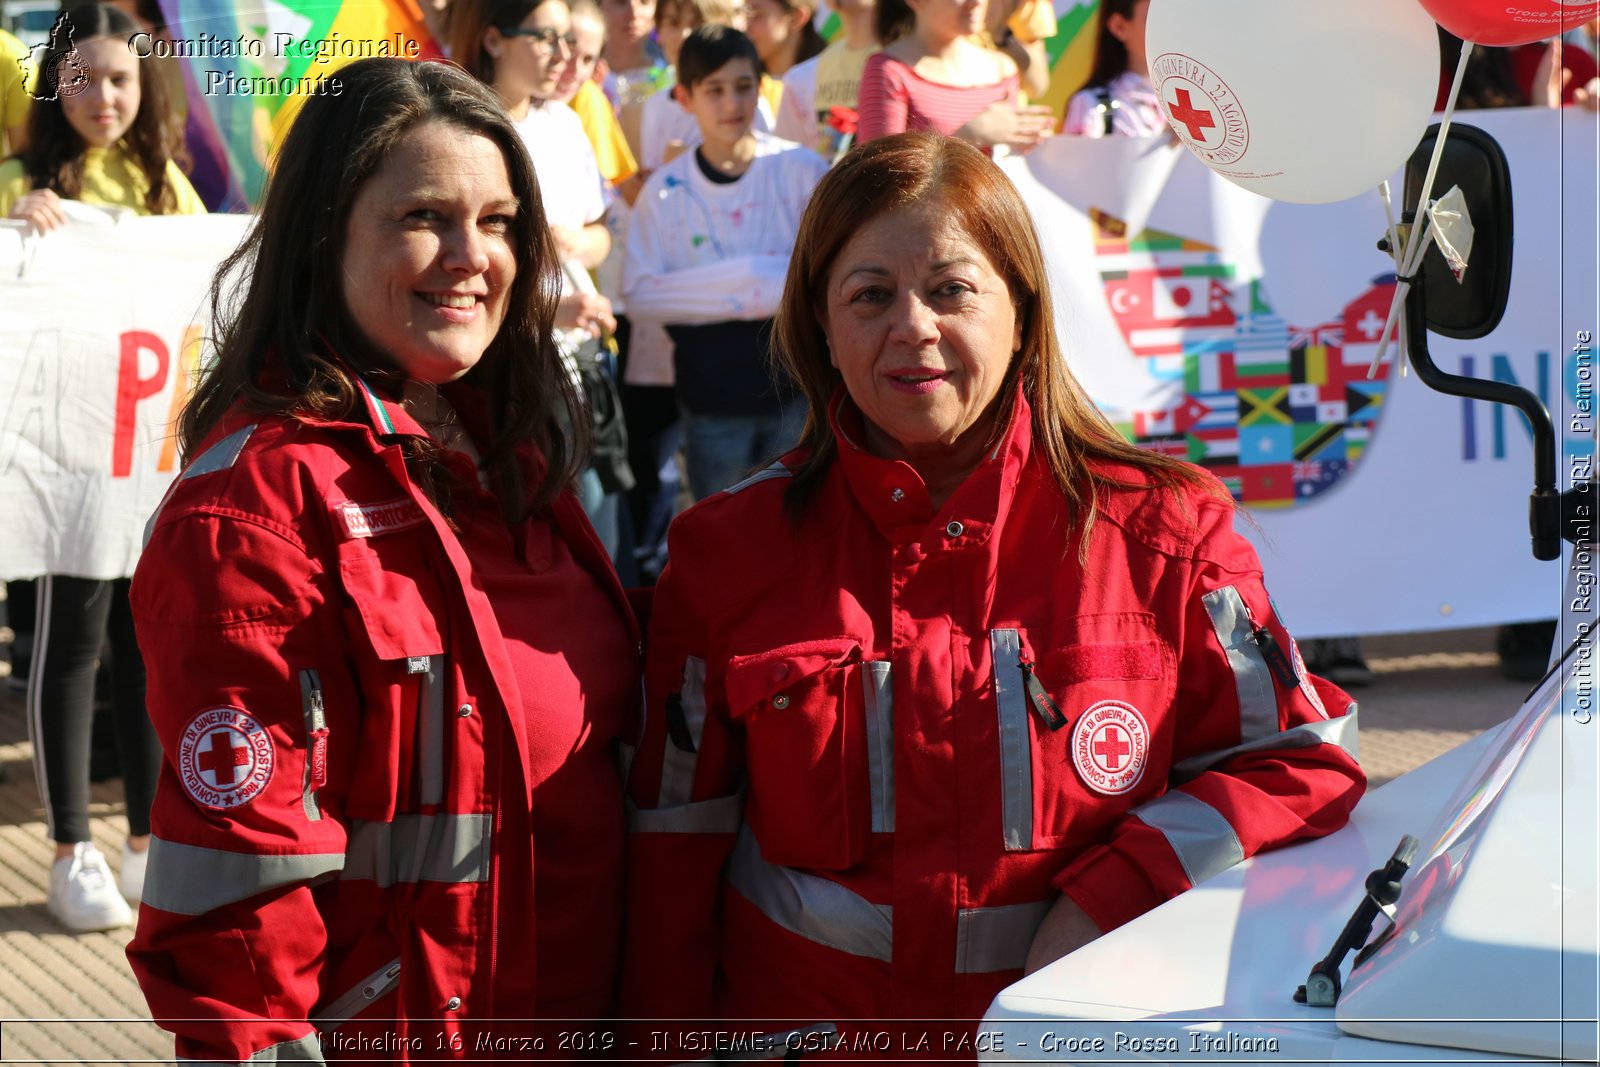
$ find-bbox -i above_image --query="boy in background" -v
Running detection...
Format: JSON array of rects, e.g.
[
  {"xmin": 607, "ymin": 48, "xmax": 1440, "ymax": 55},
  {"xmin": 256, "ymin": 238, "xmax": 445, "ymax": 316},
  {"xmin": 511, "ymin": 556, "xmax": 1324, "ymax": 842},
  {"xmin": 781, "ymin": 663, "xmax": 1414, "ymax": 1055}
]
[{"xmin": 623, "ymin": 25, "xmax": 828, "ymax": 500}]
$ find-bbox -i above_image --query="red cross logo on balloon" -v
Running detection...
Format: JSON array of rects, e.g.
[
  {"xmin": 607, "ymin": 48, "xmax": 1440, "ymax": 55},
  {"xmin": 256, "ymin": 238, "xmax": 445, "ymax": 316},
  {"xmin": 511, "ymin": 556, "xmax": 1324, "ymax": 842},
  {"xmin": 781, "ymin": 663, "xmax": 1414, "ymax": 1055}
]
[{"xmin": 1166, "ymin": 88, "xmax": 1216, "ymax": 142}]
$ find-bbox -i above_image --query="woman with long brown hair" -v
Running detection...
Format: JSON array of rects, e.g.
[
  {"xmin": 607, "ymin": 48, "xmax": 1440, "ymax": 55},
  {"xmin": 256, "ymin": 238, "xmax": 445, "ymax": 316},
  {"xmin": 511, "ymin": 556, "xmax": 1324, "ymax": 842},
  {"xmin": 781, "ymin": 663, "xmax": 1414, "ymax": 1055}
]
[{"xmin": 623, "ymin": 132, "xmax": 1363, "ymax": 1050}]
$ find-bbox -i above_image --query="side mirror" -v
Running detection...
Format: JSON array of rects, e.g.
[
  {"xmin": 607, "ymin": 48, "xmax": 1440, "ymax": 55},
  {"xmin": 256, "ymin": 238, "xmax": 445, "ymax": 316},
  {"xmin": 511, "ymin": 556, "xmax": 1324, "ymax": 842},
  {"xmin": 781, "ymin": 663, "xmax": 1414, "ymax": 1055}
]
[
  {"xmin": 1403, "ymin": 122, "xmax": 1514, "ymax": 340},
  {"xmin": 1397, "ymin": 123, "xmax": 1559, "ymax": 561}
]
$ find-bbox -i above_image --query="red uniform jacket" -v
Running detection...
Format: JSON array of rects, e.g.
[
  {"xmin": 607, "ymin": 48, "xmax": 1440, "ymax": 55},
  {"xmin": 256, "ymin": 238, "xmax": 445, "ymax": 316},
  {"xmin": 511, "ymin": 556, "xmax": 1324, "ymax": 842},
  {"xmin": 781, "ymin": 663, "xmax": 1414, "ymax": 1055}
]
[
  {"xmin": 623, "ymin": 390, "xmax": 1364, "ymax": 1042},
  {"xmin": 127, "ymin": 376, "xmax": 637, "ymax": 1063}
]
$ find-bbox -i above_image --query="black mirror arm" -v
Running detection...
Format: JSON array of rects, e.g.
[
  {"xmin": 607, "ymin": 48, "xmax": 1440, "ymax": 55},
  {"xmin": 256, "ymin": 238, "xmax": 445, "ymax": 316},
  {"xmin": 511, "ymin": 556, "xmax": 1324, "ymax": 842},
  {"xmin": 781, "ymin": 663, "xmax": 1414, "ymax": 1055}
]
[{"xmin": 1403, "ymin": 261, "xmax": 1562, "ymax": 562}]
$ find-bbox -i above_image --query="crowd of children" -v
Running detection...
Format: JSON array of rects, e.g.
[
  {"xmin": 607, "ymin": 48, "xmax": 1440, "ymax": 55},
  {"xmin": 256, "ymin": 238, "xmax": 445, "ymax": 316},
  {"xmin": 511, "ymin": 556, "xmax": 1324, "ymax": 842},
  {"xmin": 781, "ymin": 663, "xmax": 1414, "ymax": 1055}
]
[{"xmin": 4, "ymin": 0, "xmax": 1596, "ymax": 936}]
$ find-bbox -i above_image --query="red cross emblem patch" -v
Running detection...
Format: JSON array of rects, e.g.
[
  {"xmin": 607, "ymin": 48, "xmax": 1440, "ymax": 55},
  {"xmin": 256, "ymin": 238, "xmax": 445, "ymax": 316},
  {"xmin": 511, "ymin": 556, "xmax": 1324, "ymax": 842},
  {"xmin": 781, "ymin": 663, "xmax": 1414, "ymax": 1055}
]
[
  {"xmin": 177, "ymin": 708, "xmax": 276, "ymax": 810},
  {"xmin": 1072, "ymin": 700, "xmax": 1150, "ymax": 796}
]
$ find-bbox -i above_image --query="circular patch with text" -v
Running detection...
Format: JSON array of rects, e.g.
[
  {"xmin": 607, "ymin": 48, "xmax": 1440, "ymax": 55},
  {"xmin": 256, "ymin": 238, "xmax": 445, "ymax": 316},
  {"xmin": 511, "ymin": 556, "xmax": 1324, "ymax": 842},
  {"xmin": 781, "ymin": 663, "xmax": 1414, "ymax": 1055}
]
[
  {"xmin": 1071, "ymin": 700, "xmax": 1150, "ymax": 796},
  {"xmin": 1150, "ymin": 53, "xmax": 1249, "ymax": 166},
  {"xmin": 178, "ymin": 707, "xmax": 276, "ymax": 810}
]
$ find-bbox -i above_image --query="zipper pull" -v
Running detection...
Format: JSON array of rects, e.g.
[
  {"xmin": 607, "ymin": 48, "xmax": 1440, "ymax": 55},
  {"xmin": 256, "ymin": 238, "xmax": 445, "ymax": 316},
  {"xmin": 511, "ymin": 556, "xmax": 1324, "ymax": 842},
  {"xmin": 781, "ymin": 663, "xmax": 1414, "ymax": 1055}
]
[
  {"xmin": 307, "ymin": 686, "xmax": 329, "ymax": 790},
  {"xmin": 664, "ymin": 691, "xmax": 697, "ymax": 753},
  {"xmin": 1251, "ymin": 624, "xmax": 1301, "ymax": 689},
  {"xmin": 1019, "ymin": 657, "xmax": 1068, "ymax": 731}
]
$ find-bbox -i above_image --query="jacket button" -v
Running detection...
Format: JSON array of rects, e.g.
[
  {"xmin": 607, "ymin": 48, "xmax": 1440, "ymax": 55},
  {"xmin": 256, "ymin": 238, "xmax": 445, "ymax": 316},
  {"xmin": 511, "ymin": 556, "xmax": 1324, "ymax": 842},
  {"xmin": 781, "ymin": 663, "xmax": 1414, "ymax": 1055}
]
[
  {"xmin": 891, "ymin": 488, "xmax": 905, "ymax": 502},
  {"xmin": 445, "ymin": 996, "xmax": 462, "ymax": 1011},
  {"xmin": 458, "ymin": 703, "xmax": 473, "ymax": 718},
  {"xmin": 945, "ymin": 520, "xmax": 965, "ymax": 538},
  {"xmin": 772, "ymin": 694, "xmax": 791, "ymax": 709}
]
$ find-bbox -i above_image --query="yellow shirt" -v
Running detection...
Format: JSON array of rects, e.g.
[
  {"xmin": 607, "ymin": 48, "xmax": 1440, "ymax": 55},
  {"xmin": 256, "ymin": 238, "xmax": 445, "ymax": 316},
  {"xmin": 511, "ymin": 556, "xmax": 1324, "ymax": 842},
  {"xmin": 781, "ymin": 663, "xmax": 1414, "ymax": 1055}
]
[
  {"xmin": 1, "ymin": 28, "xmax": 31, "ymax": 155},
  {"xmin": 0, "ymin": 143, "xmax": 207, "ymax": 217},
  {"xmin": 569, "ymin": 79, "xmax": 638, "ymax": 186},
  {"xmin": 760, "ymin": 73, "xmax": 785, "ymax": 128}
]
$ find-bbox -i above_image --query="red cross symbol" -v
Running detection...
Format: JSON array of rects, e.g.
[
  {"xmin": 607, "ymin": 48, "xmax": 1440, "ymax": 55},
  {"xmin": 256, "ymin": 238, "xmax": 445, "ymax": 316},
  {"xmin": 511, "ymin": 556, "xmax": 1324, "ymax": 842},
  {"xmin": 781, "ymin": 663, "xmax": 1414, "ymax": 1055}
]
[
  {"xmin": 198, "ymin": 730, "xmax": 249, "ymax": 786},
  {"xmin": 1094, "ymin": 726, "xmax": 1132, "ymax": 770},
  {"xmin": 1167, "ymin": 88, "xmax": 1216, "ymax": 141}
]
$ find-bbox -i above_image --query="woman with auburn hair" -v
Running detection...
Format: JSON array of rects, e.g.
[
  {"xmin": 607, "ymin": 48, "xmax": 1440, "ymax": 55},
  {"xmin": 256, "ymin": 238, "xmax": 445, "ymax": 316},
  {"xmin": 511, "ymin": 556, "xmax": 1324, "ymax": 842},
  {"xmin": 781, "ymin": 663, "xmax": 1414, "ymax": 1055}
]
[
  {"xmin": 623, "ymin": 132, "xmax": 1364, "ymax": 1047},
  {"xmin": 127, "ymin": 57, "xmax": 636, "ymax": 1061}
]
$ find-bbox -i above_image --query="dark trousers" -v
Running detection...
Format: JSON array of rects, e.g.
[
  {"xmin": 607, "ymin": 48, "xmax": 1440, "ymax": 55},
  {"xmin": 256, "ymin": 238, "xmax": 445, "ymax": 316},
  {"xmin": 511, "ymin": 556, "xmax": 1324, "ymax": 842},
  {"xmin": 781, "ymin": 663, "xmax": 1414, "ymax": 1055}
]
[{"xmin": 27, "ymin": 576, "xmax": 160, "ymax": 842}]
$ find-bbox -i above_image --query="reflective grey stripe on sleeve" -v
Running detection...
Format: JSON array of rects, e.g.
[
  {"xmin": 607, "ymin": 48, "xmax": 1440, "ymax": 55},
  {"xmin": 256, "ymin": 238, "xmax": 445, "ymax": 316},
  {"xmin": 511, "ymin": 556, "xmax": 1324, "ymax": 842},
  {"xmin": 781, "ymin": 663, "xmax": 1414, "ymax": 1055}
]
[
  {"xmin": 725, "ymin": 824, "xmax": 892, "ymax": 960},
  {"xmin": 861, "ymin": 661, "xmax": 895, "ymax": 833},
  {"xmin": 342, "ymin": 813, "xmax": 492, "ymax": 888},
  {"xmin": 1201, "ymin": 585, "xmax": 1278, "ymax": 743},
  {"xmin": 182, "ymin": 423, "xmax": 257, "ymax": 481},
  {"xmin": 658, "ymin": 656, "xmax": 708, "ymax": 807},
  {"xmin": 991, "ymin": 628, "xmax": 1033, "ymax": 851},
  {"xmin": 143, "ymin": 837, "xmax": 344, "ymax": 916},
  {"xmin": 414, "ymin": 655, "xmax": 446, "ymax": 808},
  {"xmin": 144, "ymin": 423, "xmax": 260, "ymax": 547},
  {"xmin": 722, "ymin": 461, "xmax": 794, "ymax": 495},
  {"xmin": 1172, "ymin": 705, "xmax": 1361, "ymax": 782},
  {"xmin": 954, "ymin": 900, "xmax": 1052, "ymax": 974},
  {"xmin": 1133, "ymin": 790, "xmax": 1245, "ymax": 887},
  {"xmin": 313, "ymin": 957, "xmax": 401, "ymax": 1031},
  {"xmin": 179, "ymin": 1031, "xmax": 326, "ymax": 1064},
  {"xmin": 628, "ymin": 792, "xmax": 744, "ymax": 833}
]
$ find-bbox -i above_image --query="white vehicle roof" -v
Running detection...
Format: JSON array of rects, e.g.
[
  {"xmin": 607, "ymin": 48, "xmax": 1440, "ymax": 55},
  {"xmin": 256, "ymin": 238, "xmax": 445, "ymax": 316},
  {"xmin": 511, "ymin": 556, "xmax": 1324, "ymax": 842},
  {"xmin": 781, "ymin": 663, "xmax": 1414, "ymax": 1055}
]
[{"xmin": 983, "ymin": 641, "xmax": 1597, "ymax": 1064}]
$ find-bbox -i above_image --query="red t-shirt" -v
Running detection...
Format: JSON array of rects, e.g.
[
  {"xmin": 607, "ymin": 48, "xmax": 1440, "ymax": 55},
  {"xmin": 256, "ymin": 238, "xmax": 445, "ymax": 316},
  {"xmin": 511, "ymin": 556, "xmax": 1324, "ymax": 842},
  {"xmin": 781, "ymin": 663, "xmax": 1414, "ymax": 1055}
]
[
  {"xmin": 855, "ymin": 50, "xmax": 1019, "ymax": 146},
  {"xmin": 449, "ymin": 456, "xmax": 636, "ymax": 1017}
]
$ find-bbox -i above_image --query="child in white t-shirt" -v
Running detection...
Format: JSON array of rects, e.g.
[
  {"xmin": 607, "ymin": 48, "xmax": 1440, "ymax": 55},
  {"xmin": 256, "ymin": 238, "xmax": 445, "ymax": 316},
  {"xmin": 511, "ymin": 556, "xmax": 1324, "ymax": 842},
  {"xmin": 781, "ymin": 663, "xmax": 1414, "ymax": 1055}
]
[{"xmin": 623, "ymin": 25, "xmax": 828, "ymax": 499}]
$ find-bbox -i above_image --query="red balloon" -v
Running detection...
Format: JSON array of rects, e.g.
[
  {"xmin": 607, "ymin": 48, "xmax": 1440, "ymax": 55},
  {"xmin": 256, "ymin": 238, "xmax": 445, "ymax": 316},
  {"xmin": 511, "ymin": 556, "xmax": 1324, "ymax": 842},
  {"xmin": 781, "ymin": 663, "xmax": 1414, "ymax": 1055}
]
[{"xmin": 1418, "ymin": 0, "xmax": 1600, "ymax": 46}]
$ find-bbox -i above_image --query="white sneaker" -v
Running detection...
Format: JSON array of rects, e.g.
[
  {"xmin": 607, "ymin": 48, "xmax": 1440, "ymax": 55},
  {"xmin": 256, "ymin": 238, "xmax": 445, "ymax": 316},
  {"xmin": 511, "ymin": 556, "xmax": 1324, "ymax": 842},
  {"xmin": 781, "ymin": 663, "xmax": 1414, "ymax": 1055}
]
[
  {"xmin": 119, "ymin": 841, "xmax": 148, "ymax": 906},
  {"xmin": 47, "ymin": 843, "xmax": 133, "ymax": 932}
]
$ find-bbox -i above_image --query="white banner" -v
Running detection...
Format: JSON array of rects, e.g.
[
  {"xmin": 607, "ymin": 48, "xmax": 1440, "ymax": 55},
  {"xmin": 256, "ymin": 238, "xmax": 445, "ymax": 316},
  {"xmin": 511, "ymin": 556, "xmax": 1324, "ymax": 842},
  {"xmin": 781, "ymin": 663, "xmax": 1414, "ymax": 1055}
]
[
  {"xmin": 0, "ymin": 213, "xmax": 252, "ymax": 581},
  {"xmin": 1005, "ymin": 107, "xmax": 1598, "ymax": 636},
  {"xmin": 1, "ymin": 111, "xmax": 1595, "ymax": 636}
]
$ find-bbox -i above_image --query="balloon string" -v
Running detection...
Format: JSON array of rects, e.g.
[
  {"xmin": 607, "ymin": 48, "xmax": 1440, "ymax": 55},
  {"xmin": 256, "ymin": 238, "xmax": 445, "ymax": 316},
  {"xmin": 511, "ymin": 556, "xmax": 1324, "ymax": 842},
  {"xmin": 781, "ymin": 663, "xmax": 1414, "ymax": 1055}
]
[
  {"xmin": 1367, "ymin": 39, "xmax": 1475, "ymax": 380},
  {"xmin": 1377, "ymin": 180, "xmax": 1408, "ymax": 377}
]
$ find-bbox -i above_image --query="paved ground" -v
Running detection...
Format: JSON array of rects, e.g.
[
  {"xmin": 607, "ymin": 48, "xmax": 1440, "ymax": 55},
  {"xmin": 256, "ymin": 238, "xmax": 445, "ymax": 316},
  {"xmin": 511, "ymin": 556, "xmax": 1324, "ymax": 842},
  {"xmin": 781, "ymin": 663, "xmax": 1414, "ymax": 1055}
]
[{"xmin": 0, "ymin": 624, "xmax": 1539, "ymax": 1065}]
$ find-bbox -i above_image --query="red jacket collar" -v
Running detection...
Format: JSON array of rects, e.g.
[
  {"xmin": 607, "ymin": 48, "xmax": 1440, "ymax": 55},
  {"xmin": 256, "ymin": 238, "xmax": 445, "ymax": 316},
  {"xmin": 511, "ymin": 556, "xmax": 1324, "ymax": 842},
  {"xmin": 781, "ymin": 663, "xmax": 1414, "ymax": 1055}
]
[{"xmin": 827, "ymin": 384, "xmax": 1034, "ymax": 545}]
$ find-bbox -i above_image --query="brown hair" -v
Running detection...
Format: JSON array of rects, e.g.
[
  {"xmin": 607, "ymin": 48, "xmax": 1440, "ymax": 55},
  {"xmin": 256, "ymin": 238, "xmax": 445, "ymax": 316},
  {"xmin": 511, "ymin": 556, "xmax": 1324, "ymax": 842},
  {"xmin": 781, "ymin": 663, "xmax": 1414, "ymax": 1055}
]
[
  {"xmin": 179, "ymin": 57, "xmax": 584, "ymax": 522},
  {"xmin": 451, "ymin": 0, "xmax": 569, "ymax": 85},
  {"xmin": 655, "ymin": 0, "xmax": 742, "ymax": 31},
  {"xmin": 20, "ymin": 4, "xmax": 190, "ymax": 214},
  {"xmin": 770, "ymin": 132, "xmax": 1220, "ymax": 541}
]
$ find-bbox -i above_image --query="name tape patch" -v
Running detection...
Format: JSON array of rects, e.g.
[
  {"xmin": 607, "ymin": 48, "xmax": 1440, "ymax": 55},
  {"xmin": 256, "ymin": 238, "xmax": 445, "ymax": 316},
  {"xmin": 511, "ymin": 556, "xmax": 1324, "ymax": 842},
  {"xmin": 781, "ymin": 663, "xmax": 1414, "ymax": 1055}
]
[{"xmin": 336, "ymin": 498, "xmax": 427, "ymax": 540}]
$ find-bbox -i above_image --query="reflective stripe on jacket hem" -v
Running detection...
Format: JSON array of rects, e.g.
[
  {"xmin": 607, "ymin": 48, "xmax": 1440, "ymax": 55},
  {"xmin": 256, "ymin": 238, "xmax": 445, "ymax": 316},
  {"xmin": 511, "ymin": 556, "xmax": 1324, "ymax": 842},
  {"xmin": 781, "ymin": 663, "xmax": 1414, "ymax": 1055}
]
[
  {"xmin": 954, "ymin": 900, "xmax": 1051, "ymax": 974},
  {"xmin": 178, "ymin": 1030, "xmax": 325, "ymax": 1064},
  {"xmin": 1173, "ymin": 705, "xmax": 1361, "ymax": 782},
  {"xmin": 1201, "ymin": 586, "xmax": 1278, "ymax": 744},
  {"xmin": 658, "ymin": 656, "xmax": 708, "ymax": 807},
  {"xmin": 313, "ymin": 957, "xmax": 401, "ymax": 1031},
  {"xmin": 726, "ymin": 824, "xmax": 893, "ymax": 961},
  {"xmin": 143, "ymin": 837, "xmax": 344, "ymax": 916},
  {"xmin": 343, "ymin": 813, "xmax": 492, "ymax": 888},
  {"xmin": 1132, "ymin": 789, "xmax": 1245, "ymax": 886}
]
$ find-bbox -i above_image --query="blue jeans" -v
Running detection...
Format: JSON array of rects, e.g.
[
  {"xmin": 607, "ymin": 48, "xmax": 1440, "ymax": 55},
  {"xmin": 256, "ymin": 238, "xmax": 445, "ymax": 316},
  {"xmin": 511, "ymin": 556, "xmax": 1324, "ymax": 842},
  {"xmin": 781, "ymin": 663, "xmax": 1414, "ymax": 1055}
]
[
  {"xmin": 576, "ymin": 467, "xmax": 621, "ymax": 565},
  {"xmin": 682, "ymin": 399, "xmax": 806, "ymax": 501}
]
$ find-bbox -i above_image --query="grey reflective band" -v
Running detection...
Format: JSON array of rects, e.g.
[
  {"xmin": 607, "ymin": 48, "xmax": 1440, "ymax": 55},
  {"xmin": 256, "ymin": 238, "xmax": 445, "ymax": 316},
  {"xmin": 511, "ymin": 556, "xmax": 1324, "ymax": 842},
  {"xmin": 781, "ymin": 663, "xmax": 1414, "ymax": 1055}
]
[
  {"xmin": 955, "ymin": 900, "xmax": 1052, "ymax": 974},
  {"xmin": 726, "ymin": 824, "xmax": 892, "ymax": 960},
  {"xmin": 182, "ymin": 423, "xmax": 257, "ymax": 481},
  {"xmin": 723, "ymin": 461, "xmax": 794, "ymax": 495},
  {"xmin": 1172, "ymin": 705, "xmax": 1361, "ymax": 782},
  {"xmin": 991, "ymin": 629, "xmax": 1033, "ymax": 851},
  {"xmin": 299, "ymin": 669, "xmax": 323, "ymax": 823},
  {"xmin": 417, "ymin": 654, "xmax": 445, "ymax": 807},
  {"xmin": 180, "ymin": 1031, "xmax": 326, "ymax": 1064},
  {"xmin": 143, "ymin": 837, "xmax": 344, "ymax": 916},
  {"xmin": 343, "ymin": 813, "xmax": 492, "ymax": 888},
  {"xmin": 314, "ymin": 957, "xmax": 401, "ymax": 1031},
  {"xmin": 658, "ymin": 656, "xmax": 708, "ymax": 807},
  {"xmin": 1201, "ymin": 585, "xmax": 1278, "ymax": 744},
  {"xmin": 861, "ymin": 661, "xmax": 895, "ymax": 834},
  {"xmin": 1133, "ymin": 789, "xmax": 1245, "ymax": 887},
  {"xmin": 628, "ymin": 791, "xmax": 744, "ymax": 834}
]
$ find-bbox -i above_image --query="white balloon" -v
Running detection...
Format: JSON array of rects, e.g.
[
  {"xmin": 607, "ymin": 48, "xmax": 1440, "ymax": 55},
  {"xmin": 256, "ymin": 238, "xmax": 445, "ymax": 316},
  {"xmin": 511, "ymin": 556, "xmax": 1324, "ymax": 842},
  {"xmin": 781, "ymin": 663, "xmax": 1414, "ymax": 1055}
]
[{"xmin": 1145, "ymin": 0, "xmax": 1441, "ymax": 204}]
